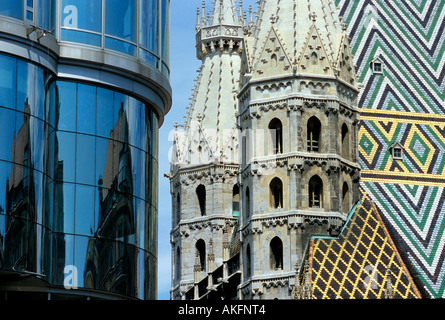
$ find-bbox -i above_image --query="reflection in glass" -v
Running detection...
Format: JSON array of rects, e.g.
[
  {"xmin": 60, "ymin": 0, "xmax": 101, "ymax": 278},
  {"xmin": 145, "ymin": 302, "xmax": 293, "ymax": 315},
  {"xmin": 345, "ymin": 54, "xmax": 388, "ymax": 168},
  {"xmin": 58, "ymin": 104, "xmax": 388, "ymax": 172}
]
[
  {"xmin": 0, "ymin": 55, "xmax": 17, "ymax": 109},
  {"xmin": 140, "ymin": 0, "xmax": 158, "ymax": 54},
  {"xmin": 0, "ymin": 59, "xmax": 160, "ymax": 297},
  {"xmin": 161, "ymin": 0, "xmax": 170, "ymax": 67},
  {"xmin": 0, "ymin": 1, "xmax": 23, "ymax": 20},
  {"xmin": 55, "ymin": 131, "xmax": 76, "ymax": 183},
  {"xmin": 105, "ymin": 0, "xmax": 136, "ymax": 42},
  {"xmin": 37, "ymin": 0, "xmax": 56, "ymax": 31},
  {"xmin": 96, "ymin": 87, "xmax": 114, "ymax": 138},
  {"xmin": 77, "ymin": 84, "xmax": 96, "ymax": 135},
  {"xmin": 56, "ymin": 81, "xmax": 77, "ymax": 131},
  {"xmin": 61, "ymin": 0, "xmax": 101, "ymax": 32},
  {"xmin": 75, "ymin": 185, "xmax": 95, "ymax": 236},
  {"xmin": 0, "ymin": 108, "xmax": 16, "ymax": 163},
  {"xmin": 17, "ymin": 60, "xmax": 36, "ymax": 114},
  {"xmin": 76, "ymin": 133, "xmax": 95, "ymax": 185}
]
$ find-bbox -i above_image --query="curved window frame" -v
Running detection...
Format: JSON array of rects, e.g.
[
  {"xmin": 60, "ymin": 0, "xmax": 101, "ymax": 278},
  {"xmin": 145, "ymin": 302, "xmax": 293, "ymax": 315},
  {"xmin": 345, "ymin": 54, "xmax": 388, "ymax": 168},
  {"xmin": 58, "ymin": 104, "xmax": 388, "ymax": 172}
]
[{"xmin": 57, "ymin": 0, "xmax": 169, "ymax": 77}]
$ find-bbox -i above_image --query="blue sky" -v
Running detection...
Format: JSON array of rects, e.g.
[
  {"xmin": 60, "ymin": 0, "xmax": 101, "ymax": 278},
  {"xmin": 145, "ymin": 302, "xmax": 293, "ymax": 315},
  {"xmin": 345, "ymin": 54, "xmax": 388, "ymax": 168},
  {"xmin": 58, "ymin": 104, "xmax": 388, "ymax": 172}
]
[{"xmin": 157, "ymin": 0, "xmax": 257, "ymax": 300}]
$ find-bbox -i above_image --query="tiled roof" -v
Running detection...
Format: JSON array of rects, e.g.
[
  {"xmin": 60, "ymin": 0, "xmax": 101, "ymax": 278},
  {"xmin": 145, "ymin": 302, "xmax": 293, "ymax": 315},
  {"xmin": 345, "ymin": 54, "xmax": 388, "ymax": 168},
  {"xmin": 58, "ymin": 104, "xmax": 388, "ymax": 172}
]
[
  {"xmin": 303, "ymin": 193, "xmax": 422, "ymax": 299},
  {"xmin": 337, "ymin": 0, "xmax": 445, "ymax": 298}
]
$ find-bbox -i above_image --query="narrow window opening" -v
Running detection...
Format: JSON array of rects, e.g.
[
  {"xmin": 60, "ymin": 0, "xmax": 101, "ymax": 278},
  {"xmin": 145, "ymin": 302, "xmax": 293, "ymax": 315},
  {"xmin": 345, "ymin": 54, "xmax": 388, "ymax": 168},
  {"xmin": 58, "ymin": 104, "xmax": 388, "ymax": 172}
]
[
  {"xmin": 246, "ymin": 244, "xmax": 251, "ymax": 277},
  {"xmin": 309, "ymin": 175, "xmax": 323, "ymax": 208},
  {"xmin": 269, "ymin": 177, "xmax": 283, "ymax": 209},
  {"xmin": 196, "ymin": 239, "xmax": 206, "ymax": 272},
  {"xmin": 341, "ymin": 123, "xmax": 350, "ymax": 159},
  {"xmin": 341, "ymin": 182, "xmax": 350, "ymax": 213},
  {"xmin": 269, "ymin": 118, "xmax": 283, "ymax": 155},
  {"xmin": 270, "ymin": 237, "xmax": 283, "ymax": 270},
  {"xmin": 245, "ymin": 187, "xmax": 250, "ymax": 218},
  {"xmin": 196, "ymin": 184, "xmax": 206, "ymax": 216},
  {"xmin": 307, "ymin": 117, "xmax": 321, "ymax": 152}
]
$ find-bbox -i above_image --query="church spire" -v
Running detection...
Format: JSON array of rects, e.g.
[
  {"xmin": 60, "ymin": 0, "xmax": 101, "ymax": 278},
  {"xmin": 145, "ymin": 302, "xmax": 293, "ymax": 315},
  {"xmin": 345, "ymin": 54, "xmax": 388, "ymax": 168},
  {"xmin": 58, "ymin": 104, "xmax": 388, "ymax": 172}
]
[
  {"xmin": 210, "ymin": 0, "xmax": 239, "ymax": 26},
  {"xmin": 247, "ymin": 0, "xmax": 346, "ymax": 76}
]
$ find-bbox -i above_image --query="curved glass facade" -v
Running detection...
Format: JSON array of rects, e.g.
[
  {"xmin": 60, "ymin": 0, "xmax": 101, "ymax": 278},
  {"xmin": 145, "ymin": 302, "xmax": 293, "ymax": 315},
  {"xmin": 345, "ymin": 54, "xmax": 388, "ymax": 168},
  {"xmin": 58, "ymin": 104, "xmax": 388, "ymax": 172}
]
[
  {"xmin": 0, "ymin": 0, "xmax": 56, "ymax": 33},
  {"xmin": 0, "ymin": 0, "xmax": 170, "ymax": 78},
  {"xmin": 60, "ymin": 0, "xmax": 170, "ymax": 77},
  {"xmin": 0, "ymin": 54, "xmax": 159, "ymax": 299}
]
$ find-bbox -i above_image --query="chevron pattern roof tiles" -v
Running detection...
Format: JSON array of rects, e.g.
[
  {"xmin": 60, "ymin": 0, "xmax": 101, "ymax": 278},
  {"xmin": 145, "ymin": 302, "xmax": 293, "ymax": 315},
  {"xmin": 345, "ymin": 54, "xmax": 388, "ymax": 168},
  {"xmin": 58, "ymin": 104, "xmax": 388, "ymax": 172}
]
[{"xmin": 336, "ymin": 0, "xmax": 445, "ymax": 298}]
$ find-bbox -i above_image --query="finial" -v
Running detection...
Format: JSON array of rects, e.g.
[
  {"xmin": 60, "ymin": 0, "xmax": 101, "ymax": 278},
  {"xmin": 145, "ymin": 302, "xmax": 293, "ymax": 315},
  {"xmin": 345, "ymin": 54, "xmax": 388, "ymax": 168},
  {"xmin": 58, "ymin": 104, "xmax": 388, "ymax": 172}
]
[
  {"xmin": 196, "ymin": 7, "xmax": 201, "ymax": 30},
  {"xmin": 201, "ymin": 0, "xmax": 207, "ymax": 27}
]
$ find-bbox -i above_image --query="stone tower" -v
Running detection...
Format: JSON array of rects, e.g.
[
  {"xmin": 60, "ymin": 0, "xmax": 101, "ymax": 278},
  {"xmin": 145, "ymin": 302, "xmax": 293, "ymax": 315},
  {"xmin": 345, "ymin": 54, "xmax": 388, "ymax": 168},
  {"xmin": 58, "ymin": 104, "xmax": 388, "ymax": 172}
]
[
  {"xmin": 237, "ymin": 0, "xmax": 361, "ymax": 299},
  {"xmin": 170, "ymin": 0, "xmax": 361, "ymax": 300},
  {"xmin": 169, "ymin": 0, "xmax": 244, "ymax": 300}
]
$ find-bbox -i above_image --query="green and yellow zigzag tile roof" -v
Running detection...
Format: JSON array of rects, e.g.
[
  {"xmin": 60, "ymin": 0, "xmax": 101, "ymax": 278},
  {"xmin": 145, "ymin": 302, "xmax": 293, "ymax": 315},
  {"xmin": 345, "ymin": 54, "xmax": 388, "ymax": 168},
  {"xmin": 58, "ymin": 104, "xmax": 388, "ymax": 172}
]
[
  {"xmin": 336, "ymin": 0, "xmax": 445, "ymax": 298},
  {"xmin": 303, "ymin": 193, "xmax": 422, "ymax": 299}
]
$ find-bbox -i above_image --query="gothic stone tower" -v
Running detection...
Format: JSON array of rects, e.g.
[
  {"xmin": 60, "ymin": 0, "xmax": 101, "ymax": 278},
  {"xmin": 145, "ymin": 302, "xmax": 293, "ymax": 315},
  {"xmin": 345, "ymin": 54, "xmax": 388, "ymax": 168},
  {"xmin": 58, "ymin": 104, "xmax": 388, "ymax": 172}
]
[
  {"xmin": 170, "ymin": 0, "xmax": 361, "ymax": 300},
  {"xmin": 237, "ymin": 0, "xmax": 361, "ymax": 299},
  {"xmin": 169, "ymin": 0, "xmax": 244, "ymax": 300}
]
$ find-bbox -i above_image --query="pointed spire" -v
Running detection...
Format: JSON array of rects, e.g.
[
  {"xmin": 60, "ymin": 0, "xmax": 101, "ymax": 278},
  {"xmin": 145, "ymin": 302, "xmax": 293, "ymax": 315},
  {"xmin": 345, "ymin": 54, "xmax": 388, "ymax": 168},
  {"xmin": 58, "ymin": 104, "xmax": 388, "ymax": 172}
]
[
  {"xmin": 210, "ymin": 0, "xmax": 239, "ymax": 26},
  {"xmin": 201, "ymin": 0, "xmax": 207, "ymax": 28}
]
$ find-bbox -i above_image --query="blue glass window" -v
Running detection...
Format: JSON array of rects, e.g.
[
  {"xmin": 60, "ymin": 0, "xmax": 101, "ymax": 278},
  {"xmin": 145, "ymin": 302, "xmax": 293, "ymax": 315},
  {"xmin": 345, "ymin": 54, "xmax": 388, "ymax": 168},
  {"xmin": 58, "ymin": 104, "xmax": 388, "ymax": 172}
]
[
  {"xmin": 140, "ymin": 0, "xmax": 158, "ymax": 54},
  {"xmin": 17, "ymin": 60, "xmax": 36, "ymax": 113},
  {"xmin": 76, "ymin": 133, "xmax": 96, "ymax": 185},
  {"xmin": 77, "ymin": 84, "xmax": 96, "ymax": 135},
  {"xmin": 37, "ymin": 0, "xmax": 56, "ymax": 31},
  {"xmin": 61, "ymin": 0, "xmax": 102, "ymax": 46},
  {"xmin": 96, "ymin": 87, "xmax": 114, "ymax": 138},
  {"xmin": 61, "ymin": 0, "xmax": 101, "ymax": 32},
  {"xmin": 57, "ymin": 81, "xmax": 77, "ymax": 131},
  {"xmin": 0, "ymin": 2, "xmax": 23, "ymax": 20},
  {"xmin": 0, "ymin": 55, "xmax": 17, "ymax": 109},
  {"xmin": 161, "ymin": 0, "xmax": 170, "ymax": 67},
  {"xmin": 75, "ymin": 185, "xmax": 95, "ymax": 236},
  {"xmin": 0, "ymin": 108, "xmax": 16, "ymax": 163},
  {"xmin": 105, "ymin": 36, "xmax": 136, "ymax": 56},
  {"xmin": 61, "ymin": 29, "xmax": 101, "ymax": 47},
  {"xmin": 56, "ymin": 131, "xmax": 76, "ymax": 183},
  {"xmin": 105, "ymin": 0, "xmax": 136, "ymax": 42}
]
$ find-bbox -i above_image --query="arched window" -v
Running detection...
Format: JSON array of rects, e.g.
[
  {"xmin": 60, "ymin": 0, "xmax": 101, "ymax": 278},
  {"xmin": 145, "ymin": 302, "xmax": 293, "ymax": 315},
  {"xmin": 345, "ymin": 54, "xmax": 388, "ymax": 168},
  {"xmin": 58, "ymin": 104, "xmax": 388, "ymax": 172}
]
[
  {"xmin": 196, "ymin": 239, "xmax": 206, "ymax": 272},
  {"xmin": 246, "ymin": 244, "xmax": 252, "ymax": 277},
  {"xmin": 269, "ymin": 118, "xmax": 283, "ymax": 155},
  {"xmin": 307, "ymin": 116, "xmax": 321, "ymax": 152},
  {"xmin": 270, "ymin": 177, "xmax": 283, "ymax": 209},
  {"xmin": 245, "ymin": 186, "xmax": 251, "ymax": 218},
  {"xmin": 271, "ymin": 54, "xmax": 278, "ymax": 67},
  {"xmin": 341, "ymin": 123, "xmax": 350, "ymax": 159},
  {"xmin": 311, "ymin": 52, "xmax": 318, "ymax": 65},
  {"xmin": 270, "ymin": 237, "xmax": 283, "ymax": 270},
  {"xmin": 196, "ymin": 184, "xmax": 206, "ymax": 216},
  {"xmin": 309, "ymin": 175, "xmax": 323, "ymax": 208},
  {"xmin": 232, "ymin": 184, "xmax": 240, "ymax": 217},
  {"xmin": 342, "ymin": 182, "xmax": 350, "ymax": 213}
]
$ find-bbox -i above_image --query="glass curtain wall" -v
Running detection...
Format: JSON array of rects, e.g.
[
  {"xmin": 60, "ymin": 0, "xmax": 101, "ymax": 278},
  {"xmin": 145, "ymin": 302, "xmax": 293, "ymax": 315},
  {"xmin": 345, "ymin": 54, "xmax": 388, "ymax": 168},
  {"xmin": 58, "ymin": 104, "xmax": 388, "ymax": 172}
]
[
  {"xmin": 0, "ymin": 54, "xmax": 159, "ymax": 299},
  {"xmin": 59, "ymin": 0, "xmax": 170, "ymax": 77},
  {"xmin": 0, "ymin": 0, "xmax": 56, "ymax": 32}
]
